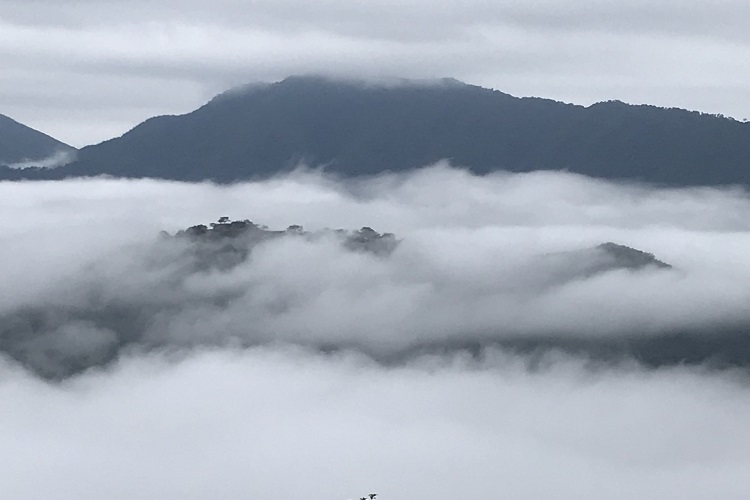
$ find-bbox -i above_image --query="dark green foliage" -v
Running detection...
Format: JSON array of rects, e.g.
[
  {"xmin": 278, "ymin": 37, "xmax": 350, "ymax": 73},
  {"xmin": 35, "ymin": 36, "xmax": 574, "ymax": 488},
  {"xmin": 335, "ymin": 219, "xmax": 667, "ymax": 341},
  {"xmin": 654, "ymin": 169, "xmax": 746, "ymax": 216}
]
[{"xmin": 5, "ymin": 76, "xmax": 750, "ymax": 185}]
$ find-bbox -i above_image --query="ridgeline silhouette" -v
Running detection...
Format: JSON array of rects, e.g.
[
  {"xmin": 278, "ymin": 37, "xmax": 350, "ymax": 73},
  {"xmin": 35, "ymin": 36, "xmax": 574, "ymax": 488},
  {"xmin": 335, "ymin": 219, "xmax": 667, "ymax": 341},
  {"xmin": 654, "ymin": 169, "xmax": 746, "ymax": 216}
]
[
  {"xmin": 3, "ymin": 76, "xmax": 749, "ymax": 185},
  {"xmin": 0, "ymin": 113, "xmax": 75, "ymax": 169}
]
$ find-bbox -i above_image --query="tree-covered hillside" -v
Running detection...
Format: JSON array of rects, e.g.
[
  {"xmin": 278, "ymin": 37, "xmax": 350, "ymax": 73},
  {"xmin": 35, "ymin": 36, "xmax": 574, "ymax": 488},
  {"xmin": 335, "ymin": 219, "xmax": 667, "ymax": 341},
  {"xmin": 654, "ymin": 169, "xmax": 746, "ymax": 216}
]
[{"xmin": 4, "ymin": 76, "xmax": 749, "ymax": 185}]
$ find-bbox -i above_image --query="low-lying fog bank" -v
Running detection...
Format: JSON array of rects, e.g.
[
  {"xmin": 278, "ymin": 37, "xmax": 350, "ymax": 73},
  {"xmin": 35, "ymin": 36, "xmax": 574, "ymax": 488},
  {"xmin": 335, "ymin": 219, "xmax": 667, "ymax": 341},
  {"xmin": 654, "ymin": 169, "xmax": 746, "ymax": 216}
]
[
  {"xmin": 1, "ymin": 164, "xmax": 750, "ymax": 498},
  {"xmin": 1, "ymin": 164, "xmax": 750, "ymax": 377}
]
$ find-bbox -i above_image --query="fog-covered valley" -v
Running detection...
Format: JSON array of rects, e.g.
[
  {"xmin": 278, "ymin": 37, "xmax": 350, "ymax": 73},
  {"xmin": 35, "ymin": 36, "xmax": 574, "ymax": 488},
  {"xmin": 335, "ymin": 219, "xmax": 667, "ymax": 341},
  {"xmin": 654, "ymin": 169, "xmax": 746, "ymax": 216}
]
[{"xmin": 2, "ymin": 164, "xmax": 750, "ymax": 498}]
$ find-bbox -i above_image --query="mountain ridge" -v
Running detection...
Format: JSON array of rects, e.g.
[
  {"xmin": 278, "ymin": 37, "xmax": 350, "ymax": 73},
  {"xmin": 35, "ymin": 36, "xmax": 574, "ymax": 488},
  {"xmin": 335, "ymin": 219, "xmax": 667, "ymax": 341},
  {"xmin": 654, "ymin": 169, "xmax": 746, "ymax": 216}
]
[
  {"xmin": 0, "ymin": 113, "xmax": 76, "ymax": 168},
  {"xmin": 3, "ymin": 75, "xmax": 749, "ymax": 185}
]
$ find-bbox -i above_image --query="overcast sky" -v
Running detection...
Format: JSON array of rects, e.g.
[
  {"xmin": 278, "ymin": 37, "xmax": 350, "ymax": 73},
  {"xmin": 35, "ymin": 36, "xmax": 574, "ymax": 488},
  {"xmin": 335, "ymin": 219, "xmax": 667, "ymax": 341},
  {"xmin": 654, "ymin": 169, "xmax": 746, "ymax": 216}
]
[{"xmin": 1, "ymin": 0, "xmax": 749, "ymax": 147}]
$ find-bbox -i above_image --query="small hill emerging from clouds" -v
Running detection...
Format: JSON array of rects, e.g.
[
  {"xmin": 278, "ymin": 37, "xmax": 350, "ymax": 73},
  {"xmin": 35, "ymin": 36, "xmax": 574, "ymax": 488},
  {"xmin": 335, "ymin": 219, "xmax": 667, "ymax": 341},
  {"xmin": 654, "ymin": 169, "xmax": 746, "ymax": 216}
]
[
  {"xmin": 0, "ymin": 113, "xmax": 76, "ymax": 169},
  {"xmin": 0, "ymin": 216, "xmax": 678, "ymax": 379},
  {"xmin": 172, "ymin": 217, "xmax": 400, "ymax": 271},
  {"xmin": 5, "ymin": 76, "xmax": 750, "ymax": 185}
]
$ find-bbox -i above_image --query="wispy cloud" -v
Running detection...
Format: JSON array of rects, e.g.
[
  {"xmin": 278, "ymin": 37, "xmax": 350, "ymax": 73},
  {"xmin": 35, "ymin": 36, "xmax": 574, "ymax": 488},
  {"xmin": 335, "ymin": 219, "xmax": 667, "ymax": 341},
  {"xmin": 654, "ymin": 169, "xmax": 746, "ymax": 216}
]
[{"xmin": 4, "ymin": 149, "xmax": 77, "ymax": 169}]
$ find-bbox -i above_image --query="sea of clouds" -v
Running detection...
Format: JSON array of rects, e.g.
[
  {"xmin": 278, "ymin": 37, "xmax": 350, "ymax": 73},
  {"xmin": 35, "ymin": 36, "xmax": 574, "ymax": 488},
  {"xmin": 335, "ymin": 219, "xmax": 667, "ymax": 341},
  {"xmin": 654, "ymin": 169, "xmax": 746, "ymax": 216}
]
[{"xmin": 2, "ymin": 164, "xmax": 750, "ymax": 499}]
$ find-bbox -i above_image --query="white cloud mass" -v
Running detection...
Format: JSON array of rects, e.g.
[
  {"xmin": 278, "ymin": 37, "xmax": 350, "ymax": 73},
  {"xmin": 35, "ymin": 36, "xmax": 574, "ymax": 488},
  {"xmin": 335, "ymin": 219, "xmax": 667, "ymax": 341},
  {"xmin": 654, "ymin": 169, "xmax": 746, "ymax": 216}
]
[
  {"xmin": 4, "ymin": 349, "xmax": 750, "ymax": 500},
  {"xmin": 1, "ymin": 165, "xmax": 750, "ymax": 498}
]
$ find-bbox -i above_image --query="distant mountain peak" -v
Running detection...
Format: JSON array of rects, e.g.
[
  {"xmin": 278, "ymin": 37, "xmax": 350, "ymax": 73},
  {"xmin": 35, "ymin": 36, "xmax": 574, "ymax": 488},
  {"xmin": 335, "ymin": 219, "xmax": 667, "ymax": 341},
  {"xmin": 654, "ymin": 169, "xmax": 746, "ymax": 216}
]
[
  {"xmin": 4, "ymin": 76, "xmax": 750, "ymax": 185},
  {"xmin": 0, "ymin": 113, "xmax": 75, "ymax": 168}
]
